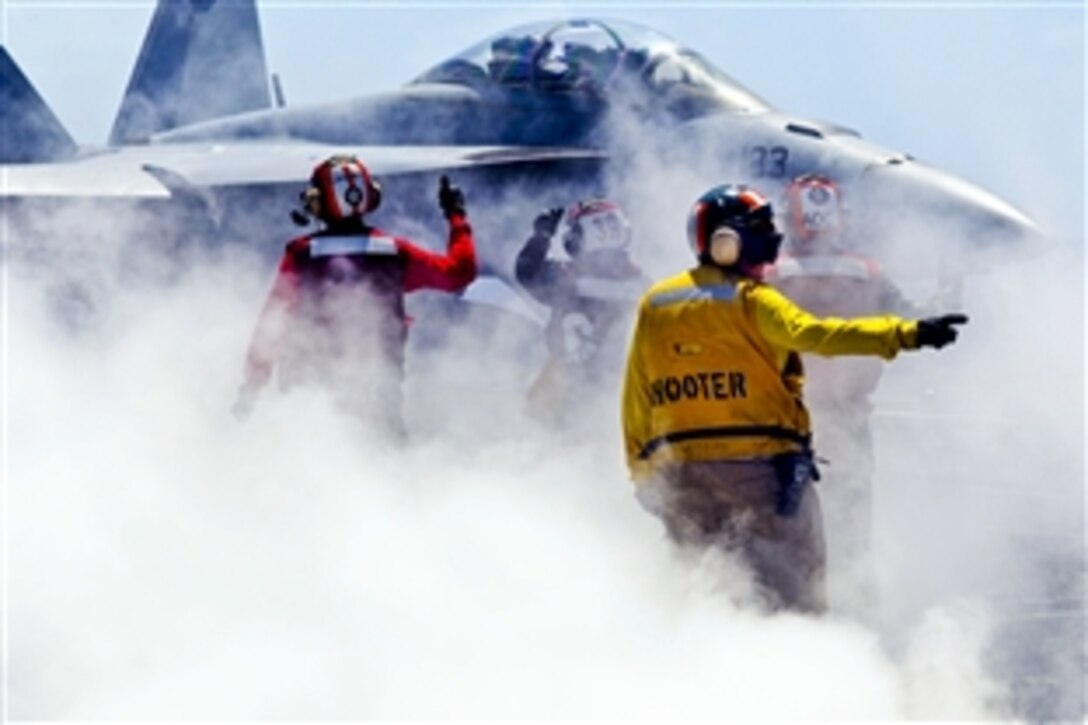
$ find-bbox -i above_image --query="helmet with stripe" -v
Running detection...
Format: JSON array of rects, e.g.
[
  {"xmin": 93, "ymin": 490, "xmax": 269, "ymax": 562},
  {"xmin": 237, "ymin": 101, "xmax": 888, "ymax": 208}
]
[
  {"xmin": 303, "ymin": 155, "xmax": 382, "ymax": 222},
  {"xmin": 687, "ymin": 184, "xmax": 782, "ymax": 268},
  {"xmin": 562, "ymin": 198, "xmax": 632, "ymax": 257},
  {"xmin": 783, "ymin": 173, "xmax": 845, "ymax": 243}
]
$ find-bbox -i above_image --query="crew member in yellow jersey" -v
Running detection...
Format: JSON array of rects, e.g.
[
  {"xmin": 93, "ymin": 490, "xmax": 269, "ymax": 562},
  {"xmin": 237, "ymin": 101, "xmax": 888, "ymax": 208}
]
[{"xmin": 621, "ymin": 184, "xmax": 967, "ymax": 613}]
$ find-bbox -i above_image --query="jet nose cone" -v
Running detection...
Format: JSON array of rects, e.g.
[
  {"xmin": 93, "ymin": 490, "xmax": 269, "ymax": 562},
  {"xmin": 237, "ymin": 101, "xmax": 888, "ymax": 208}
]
[{"xmin": 856, "ymin": 158, "xmax": 1050, "ymax": 271}]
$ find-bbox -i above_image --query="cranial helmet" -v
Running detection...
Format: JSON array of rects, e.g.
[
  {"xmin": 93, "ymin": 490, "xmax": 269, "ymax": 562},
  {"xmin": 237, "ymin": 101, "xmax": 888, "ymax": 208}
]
[
  {"xmin": 686, "ymin": 184, "xmax": 782, "ymax": 268},
  {"xmin": 783, "ymin": 173, "xmax": 845, "ymax": 243},
  {"xmin": 302, "ymin": 155, "xmax": 382, "ymax": 222},
  {"xmin": 562, "ymin": 198, "xmax": 632, "ymax": 257}
]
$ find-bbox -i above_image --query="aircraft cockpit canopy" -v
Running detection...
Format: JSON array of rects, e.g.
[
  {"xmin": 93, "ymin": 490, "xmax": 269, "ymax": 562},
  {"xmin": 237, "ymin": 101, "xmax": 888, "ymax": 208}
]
[{"xmin": 412, "ymin": 19, "xmax": 771, "ymax": 116}]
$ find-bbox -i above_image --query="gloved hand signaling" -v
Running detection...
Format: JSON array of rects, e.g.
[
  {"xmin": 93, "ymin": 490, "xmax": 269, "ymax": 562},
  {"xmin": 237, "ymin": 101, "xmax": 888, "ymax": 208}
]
[
  {"xmin": 916, "ymin": 313, "xmax": 969, "ymax": 349},
  {"xmin": 438, "ymin": 175, "xmax": 466, "ymax": 219},
  {"xmin": 533, "ymin": 207, "xmax": 565, "ymax": 237}
]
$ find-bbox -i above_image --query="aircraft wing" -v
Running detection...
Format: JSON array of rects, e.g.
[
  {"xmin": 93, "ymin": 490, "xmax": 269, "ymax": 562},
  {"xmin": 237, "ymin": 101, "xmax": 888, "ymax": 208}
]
[
  {"xmin": 460, "ymin": 274, "xmax": 549, "ymax": 327},
  {"xmin": 2, "ymin": 150, "xmax": 173, "ymax": 198},
  {"xmin": 1, "ymin": 141, "xmax": 606, "ymax": 199}
]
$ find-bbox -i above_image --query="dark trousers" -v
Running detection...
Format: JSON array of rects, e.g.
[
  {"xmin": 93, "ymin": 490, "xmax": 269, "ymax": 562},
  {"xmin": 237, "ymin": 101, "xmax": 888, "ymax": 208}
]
[{"xmin": 639, "ymin": 459, "xmax": 827, "ymax": 614}]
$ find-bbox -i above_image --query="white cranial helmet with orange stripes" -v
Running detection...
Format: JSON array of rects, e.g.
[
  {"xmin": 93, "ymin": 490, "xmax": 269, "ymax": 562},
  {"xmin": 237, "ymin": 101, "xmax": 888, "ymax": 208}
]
[
  {"xmin": 783, "ymin": 173, "xmax": 846, "ymax": 244},
  {"xmin": 562, "ymin": 198, "xmax": 632, "ymax": 257},
  {"xmin": 303, "ymin": 155, "xmax": 382, "ymax": 222}
]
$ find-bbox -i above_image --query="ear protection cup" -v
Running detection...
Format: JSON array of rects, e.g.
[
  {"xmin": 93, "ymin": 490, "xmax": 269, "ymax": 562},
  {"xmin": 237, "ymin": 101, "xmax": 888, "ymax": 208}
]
[
  {"xmin": 302, "ymin": 186, "xmax": 323, "ymax": 218},
  {"xmin": 709, "ymin": 227, "xmax": 741, "ymax": 266}
]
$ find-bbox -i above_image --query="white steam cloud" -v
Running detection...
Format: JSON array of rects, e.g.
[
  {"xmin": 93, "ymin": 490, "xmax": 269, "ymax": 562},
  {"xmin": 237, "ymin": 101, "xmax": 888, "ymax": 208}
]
[
  {"xmin": 7, "ymin": 161, "xmax": 1080, "ymax": 722},
  {"xmin": 4, "ymin": 7, "xmax": 1082, "ymax": 720}
]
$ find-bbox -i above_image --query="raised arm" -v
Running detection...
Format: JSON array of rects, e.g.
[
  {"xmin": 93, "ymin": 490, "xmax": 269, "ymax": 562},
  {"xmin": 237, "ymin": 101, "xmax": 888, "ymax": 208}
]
[
  {"xmin": 515, "ymin": 207, "xmax": 570, "ymax": 306},
  {"xmin": 399, "ymin": 211, "xmax": 478, "ymax": 293},
  {"xmin": 745, "ymin": 282, "xmax": 918, "ymax": 359}
]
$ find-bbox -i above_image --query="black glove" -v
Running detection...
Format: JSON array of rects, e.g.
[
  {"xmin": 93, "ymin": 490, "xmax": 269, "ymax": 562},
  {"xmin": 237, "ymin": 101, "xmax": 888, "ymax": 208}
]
[
  {"xmin": 533, "ymin": 207, "xmax": 565, "ymax": 237},
  {"xmin": 916, "ymin": 313, "xmax": 969, "ymax": 349},
  {"xmin": 438, "ymin": 175, "xmax": 466, "ymax": 219}
]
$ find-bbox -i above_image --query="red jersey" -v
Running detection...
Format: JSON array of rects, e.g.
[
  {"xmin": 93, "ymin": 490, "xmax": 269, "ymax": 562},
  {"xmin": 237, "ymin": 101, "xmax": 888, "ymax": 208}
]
[{"xmin": 243, "ymin": 213, "xmax": 476, "ymax": 389}]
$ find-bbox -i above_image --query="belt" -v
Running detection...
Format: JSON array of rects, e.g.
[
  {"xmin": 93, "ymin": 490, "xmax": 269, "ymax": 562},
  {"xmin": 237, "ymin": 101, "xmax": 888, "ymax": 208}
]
[{"xmin": 637, "ymin": 425, "xmax": 810, "ymax": 461}]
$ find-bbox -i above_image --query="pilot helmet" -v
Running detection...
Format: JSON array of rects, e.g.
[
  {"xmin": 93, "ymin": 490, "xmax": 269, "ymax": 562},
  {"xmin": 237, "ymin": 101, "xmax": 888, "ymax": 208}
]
[
  {"xmin": 302, "ymin": 155, "xmax": 382, "ymax": 222},
  {"xmin": 562, "ymin": 198, "xmax": 632, "ymax": 257},
  {"xmin": 783, "ymin": 174, "xmax": 845, "ymax": 245},
  {"xmin": 686, "ymin": 184, "xmax": 782, "ymax": 269}
]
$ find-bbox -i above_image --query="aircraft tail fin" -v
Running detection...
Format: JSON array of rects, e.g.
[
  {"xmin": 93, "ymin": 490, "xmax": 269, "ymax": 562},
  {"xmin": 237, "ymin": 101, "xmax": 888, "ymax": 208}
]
[
  {"xmin": 109, "ymin": 0, "xmax": 272, "ymax": 145},
  {"xmin": 0, "ymin": 46, "xmax": 77, "ymax": 163}
]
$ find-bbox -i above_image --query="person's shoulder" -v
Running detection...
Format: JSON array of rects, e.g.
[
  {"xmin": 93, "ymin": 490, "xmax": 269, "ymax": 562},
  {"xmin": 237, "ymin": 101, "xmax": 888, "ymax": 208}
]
[
  {"xmin": 739, "ymin": 276, "xmax": 789, "ymax": 306},
  {"xmin": 284, "ymin": 234, "xmax": 312, "ymax": 255},
  {"xmin": 644, "ymin": 269, "xmax": 695, "ymax": 294},
  {"xmin": 634, "ymin": 268, "xmax": 698, "ymax": 308},
  {"xmin": 362, "ymin": 227, "xmax": 410, "ymax": 253},
  {"xmin": 735, "ymin": 276, "xmax": 762, "ymax": 296}
]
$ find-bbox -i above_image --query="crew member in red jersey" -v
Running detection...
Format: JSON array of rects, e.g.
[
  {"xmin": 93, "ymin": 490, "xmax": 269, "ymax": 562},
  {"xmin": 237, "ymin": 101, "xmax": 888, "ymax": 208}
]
[
  {"xmin": 233, "ymin": 155, "xmax": 477, "ymax": 440},
  {"xmin": 765, "ymin": 173, "xmax": 926, "ymax": 619}
]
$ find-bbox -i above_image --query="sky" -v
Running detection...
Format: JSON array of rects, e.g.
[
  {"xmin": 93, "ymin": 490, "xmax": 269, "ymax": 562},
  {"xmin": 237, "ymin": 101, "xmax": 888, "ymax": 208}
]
[{"xmin": 2, "ymin": 0, "xmax": 1086, "ymax": 721}]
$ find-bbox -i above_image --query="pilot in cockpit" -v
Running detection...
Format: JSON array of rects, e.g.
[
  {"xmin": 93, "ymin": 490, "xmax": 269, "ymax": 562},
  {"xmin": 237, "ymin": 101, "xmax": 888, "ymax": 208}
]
[
  {"xmin": 488, "ymin": 36, "xmax": 548, "ymax": 85},
  {"xmin": 486, "ymin": 30, "xmax": 628, "ymax": 98},
  {"xmin": 546, "ymin": 43, "xmax": 622, "ymax": 96}
]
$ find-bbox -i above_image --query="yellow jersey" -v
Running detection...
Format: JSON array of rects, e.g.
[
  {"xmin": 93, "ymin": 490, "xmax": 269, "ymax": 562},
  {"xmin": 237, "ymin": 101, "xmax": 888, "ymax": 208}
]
[{"xmin": 621, "ymin": 264, "xmax": 918, "ymax": 481}]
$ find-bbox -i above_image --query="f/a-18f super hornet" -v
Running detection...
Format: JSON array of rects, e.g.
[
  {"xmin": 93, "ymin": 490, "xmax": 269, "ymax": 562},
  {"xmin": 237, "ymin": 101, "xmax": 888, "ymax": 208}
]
[{"xmin": 1, "ymin": 0, "xmax": 1046, "ymax": 291}]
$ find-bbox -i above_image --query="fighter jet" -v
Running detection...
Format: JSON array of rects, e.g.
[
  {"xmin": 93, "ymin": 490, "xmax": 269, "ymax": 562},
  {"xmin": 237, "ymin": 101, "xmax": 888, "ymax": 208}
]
[{"xmin": 0, "ymin": 0, "xmax": 1046, "ymax": 289}]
